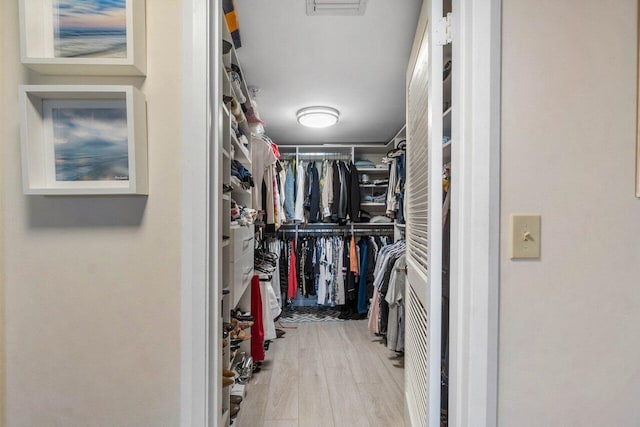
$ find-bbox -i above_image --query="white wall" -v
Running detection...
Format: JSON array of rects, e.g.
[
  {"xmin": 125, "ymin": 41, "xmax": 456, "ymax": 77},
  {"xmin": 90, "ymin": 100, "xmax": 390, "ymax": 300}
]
[
  {"xmin": 2, "ymin": 1, "xmax": 183, "ymax": 426},
  {"xmin": 500, "ymin": 0, "xmax": 640, "ymax": 425}
]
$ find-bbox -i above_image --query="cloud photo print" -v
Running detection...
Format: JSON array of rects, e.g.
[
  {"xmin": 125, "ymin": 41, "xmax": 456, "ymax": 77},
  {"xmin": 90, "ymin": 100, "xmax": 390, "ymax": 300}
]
[{"xmin": 48, "ymin": 101, "xmax": 129, "ymax": 182}]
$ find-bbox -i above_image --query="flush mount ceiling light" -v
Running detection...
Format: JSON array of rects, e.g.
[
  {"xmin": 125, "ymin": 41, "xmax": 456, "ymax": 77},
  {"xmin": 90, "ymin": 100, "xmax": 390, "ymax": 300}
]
[{"xmin": 296, "ymin": 106, "xmax": 340, "ymax": 128}]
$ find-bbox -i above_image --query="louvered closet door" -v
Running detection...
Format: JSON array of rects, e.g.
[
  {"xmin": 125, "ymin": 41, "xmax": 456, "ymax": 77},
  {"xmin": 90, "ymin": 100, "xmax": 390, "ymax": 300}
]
[{"xmin": 404, "ymin": 0, "xmax": 443, "ymax": 425}]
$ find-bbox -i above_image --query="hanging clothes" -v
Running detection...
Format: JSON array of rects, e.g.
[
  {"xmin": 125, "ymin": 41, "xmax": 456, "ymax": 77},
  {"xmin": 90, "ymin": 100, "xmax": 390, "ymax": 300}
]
[
  {"xmin": 348, "ymin": 161, "xmax": 361, "ymax": 222},
  {"xmin": 250, "ymin": 275, "xmax": 265, "ymax": 362},
  {"xmin": 385, "ymin": 255, "xmax": 406, "ymax": 352},
  {"xmin": 260, "ymin": 279, "xmax": 278, "ymax": 341},
  {"xmin": 338, "ymin": 161, "xmax": 349, "ymax": 221},
  {"xmin": 284, "ymin": 162, "xmax": 295, "ymax": 221},
  {"xmin": 331, "ymin": 161, "xmax": 340, "ymax": 222},
  {"xmin": 251, "ymin": 135, "xmax": 277, "ymax": 215},
  {"xmin": 294, "ymin": 161, "xmax": 305, "ymax": 222},
  {"xmin": 304, "ymin": 162, "xmax": 321, "ymax": 223},
  {"xmin": 288, "ymin": 240, "xmax": 298, "ymax": 299},
  {"xmin": 322, "ymin": 160, "xmax": 333, "ymax": 219}
]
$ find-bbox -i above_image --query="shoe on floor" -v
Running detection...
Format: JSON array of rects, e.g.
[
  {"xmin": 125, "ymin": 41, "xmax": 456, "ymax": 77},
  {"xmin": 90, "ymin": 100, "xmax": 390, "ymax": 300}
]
[
  {"xmin": 230, "ymin": 402, "xmax": 241, "ymax": 418},
  {"xmin": 223, "ymin": 376, "xmax": 234, "ymax": 388},
  {"xmin": 230, "ymin": 395, "xmax": 243, "ymax": 405},
  {"xmin": 223, "ymin": 368, "xmax": 236, "ymax": 378}
]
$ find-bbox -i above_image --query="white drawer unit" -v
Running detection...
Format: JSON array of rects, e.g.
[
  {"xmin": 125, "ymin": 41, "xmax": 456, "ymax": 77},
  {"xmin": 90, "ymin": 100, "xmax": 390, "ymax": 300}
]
[
  {"xmin": 231, "ymin": 250, "xmax": 254, "ymax": 308},
  {"xmin": 230, "ymin": 224, "xmax": 255, "ymax": 261}
]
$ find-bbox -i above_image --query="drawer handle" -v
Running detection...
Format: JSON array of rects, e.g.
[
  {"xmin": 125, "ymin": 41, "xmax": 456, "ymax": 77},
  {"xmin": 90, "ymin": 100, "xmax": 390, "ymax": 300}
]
[{"xmin": 242, "ymin": 236, "xmax": 253, "ymax": 250}]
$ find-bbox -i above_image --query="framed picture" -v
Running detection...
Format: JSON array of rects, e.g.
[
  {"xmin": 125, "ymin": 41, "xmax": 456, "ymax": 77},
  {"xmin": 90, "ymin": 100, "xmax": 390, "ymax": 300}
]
[
  {"xmin": 52, "ymin": 0, "xmax": 127, "ymax": 59},
  {"xmin": 20, "ymin": 85, "xmax": 148, "ymax": 195},
  {"xmin": 43, "ymin": 100, "xmax": 131, "ymax": 188},
  {"xmin": 19, "ymin": 0, "xmax": 146, "ymax": 76}
]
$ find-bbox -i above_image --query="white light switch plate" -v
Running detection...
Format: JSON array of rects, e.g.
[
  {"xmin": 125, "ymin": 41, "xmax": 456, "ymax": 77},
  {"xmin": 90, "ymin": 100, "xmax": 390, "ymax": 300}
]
[{"xmin": 511, "ymin": 214, "xmax": 541, "ymax": 259}]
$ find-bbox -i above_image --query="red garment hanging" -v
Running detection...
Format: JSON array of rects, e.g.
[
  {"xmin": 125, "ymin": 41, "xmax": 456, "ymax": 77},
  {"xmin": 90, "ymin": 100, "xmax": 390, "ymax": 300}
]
[
  {"xmin": 288, "ymin": 239, "xmax": 297, "ymax": 299},
  {"xmin": 250, "ymin": 275, "xmax": 265, "ymax": 362}
]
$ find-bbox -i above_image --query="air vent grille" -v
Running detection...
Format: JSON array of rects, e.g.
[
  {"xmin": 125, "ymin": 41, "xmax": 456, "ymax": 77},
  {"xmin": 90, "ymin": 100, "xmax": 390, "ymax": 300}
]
[{"xmin": 306, "ymin": 0, "xmax": 368, "ymax": 16}]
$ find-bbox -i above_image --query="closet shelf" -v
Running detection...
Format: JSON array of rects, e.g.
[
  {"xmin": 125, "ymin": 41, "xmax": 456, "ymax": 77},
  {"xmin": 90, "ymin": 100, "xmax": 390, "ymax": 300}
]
[
  {"xmin": 443, "ymin": 106, "xmax": 452, "ymax": 118},
  {"xmin": 359, "ymin": 184, "xmax": 388, "ymax": 188},
  {"xmin": 231, "ymin": 133, "xmax": 251, "ymax": 165},
  {"xmin": 222, "ymin": 194, "xmax": 230, "ymax": 201},
  {"xmin": 222, "ymin": 240, "xmax": 231, "ymax": 247},
  {"xmin": 222, "ymin": 148, "xmax": 230, "ymax": 159},
  {"xmin": 357, "ymin": 168, "xmax": 389, "ymax": 173},
  {"xmin": 232, "ymin": 186, "xmax": 251, "ymax": 196},
  {"xmin": 361, "ymin": 202, "xmax": 386, "ymax": 207}
]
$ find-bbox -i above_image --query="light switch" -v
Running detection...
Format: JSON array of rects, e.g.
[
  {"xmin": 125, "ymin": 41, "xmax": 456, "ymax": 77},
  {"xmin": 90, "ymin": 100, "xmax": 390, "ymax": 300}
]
[{"xmin": 511, "ymin": 214, "xmax": 541, "ymax": 259}]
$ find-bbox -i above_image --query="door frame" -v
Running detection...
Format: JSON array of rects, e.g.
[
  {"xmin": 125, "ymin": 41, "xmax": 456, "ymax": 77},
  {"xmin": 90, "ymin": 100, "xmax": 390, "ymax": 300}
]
[
  {"xmin": 180, "ymin": 0, "xmax": 214, "ymax": 425},
  {"xmin": 449, "ymin": 0, "xmax": 501, "ymax": 426},
  {"xmin": 179, "ymin": 0, "xmax": 502, "ymax": 425}
]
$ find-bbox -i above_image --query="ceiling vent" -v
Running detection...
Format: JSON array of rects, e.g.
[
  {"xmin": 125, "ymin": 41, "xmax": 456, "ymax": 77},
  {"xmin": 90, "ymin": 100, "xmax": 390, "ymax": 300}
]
[{"xmin": 306, "ymin": 0, "xmax": 368, "ymax": 16}]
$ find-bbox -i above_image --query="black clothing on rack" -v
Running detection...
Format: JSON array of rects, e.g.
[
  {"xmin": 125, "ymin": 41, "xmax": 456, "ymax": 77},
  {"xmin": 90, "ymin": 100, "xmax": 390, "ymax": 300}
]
[
  {"xmin": 348, "ymin": 162, "xmax": 361, "ymax": 222},
  {"xmin": 331, "ymin": 161, "xmax": 341, "ymax": 222}
]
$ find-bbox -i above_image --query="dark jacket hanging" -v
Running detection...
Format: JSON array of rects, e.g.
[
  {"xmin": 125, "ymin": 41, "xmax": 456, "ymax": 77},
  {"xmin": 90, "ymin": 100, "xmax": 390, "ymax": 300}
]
[
  {"xmin": 348, "ymin": 162, "xmax": 361, "ymax": 222},
  {"xmin": 338, "ymin": 161, "xmax": 349, "ymax": 221},
  {"xmin": 309, "ymin": 162, "xmax": 321, "ymax": 223},
  {"xmin": 331, "ymin": 161, "xmax": 341, "ymax": 221}
]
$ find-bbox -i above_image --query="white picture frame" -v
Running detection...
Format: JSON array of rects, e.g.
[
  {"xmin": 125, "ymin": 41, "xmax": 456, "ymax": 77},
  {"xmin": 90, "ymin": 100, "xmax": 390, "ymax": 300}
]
[
  {"xmin": 19, "ymin": 0, "xmax": 146, "ymax": 76},
  {"xmin": 20, "ymin": 85, "xmax": 148, "ymax": 195}
]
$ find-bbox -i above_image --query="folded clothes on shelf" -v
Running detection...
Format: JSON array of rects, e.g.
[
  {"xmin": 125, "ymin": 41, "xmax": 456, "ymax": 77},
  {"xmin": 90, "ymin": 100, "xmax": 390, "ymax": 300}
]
[
  {"xmin": 231, "ymin": 160, "xmax": 254, "ymax": 188},
  {"xmin": 361, "ymin": 195, "xmax": 374, "ymax": 202},
  {"xmin": 373, "ymin": 194, "xmax": 386, "ymax": 203},
  {"xmin": 370, "ymin": 215, "xmax": 392, "ymax": 223},
  {"xmin": 373, "ymin": 178, "xmax": 389, "ymax": 185},
  {"xmin": 355, "ymin": 159, "xmax": 376, "ymax": 168}
]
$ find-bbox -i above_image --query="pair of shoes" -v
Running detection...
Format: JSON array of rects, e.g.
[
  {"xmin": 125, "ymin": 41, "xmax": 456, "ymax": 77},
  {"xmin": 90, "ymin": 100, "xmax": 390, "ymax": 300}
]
[
  {"xmin": 223, "ymin": 184, "xmax": 233, "ymax": 193},
  {"xmin": 230, "ymin": 395, "xmax": 243, "ymax": 405},
  {"xmin": 223, "ymin": 368, "xmax": 236, "ymax": 378},
  {"xmin": 230, "ymin": 402, "xmax": 241, "ymax": 418},
  {"xmin": 275, "ymin": 328, "xmax": 286, "ymax": 338},
  {"xmin": 232, "ymin": 309, "xmax": 254, "ymax": 322},
  {"xmin": 231, "ymin": 317, "xmax": 254, "ymax": 330},
  {"xmin": 230, "ymin": 327, "xmax": 251, "ymax": 341},
  {"xmin": 223, "ymin": 376, "xmax": 234, "ymax": 388}
]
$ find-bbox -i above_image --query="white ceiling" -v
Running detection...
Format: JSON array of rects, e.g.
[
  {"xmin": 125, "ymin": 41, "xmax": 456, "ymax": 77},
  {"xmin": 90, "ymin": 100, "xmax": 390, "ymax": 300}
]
[{"xmin": 234, "ymin": 0, "xmax": 422, "ymax": 145}]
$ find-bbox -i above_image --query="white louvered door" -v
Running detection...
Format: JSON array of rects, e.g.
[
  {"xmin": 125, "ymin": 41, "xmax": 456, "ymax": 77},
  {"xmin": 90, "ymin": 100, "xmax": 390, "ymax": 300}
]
[{"xmin": 404, "ymin": 0, "xmax": 443, "ymax": 425}]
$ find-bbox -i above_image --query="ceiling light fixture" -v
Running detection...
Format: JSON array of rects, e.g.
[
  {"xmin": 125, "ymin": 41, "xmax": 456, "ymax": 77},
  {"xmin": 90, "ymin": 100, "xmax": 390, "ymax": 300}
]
[{"xmin": 296, "ymin": 106, "xmax": 340, "ymax": 128}]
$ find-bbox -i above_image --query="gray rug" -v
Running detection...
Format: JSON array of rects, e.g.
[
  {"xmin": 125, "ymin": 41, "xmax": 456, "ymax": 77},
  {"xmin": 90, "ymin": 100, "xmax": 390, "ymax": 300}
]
[{"xmin": 279, "ymin": 306, "xmax": 345, "ymax": 323}]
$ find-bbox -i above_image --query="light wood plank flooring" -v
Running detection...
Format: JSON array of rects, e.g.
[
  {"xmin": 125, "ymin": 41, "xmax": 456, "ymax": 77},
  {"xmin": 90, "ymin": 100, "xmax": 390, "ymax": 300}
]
[{"xmin": 234, "ymin": 320, "xmax": 405, "ymax": 427}]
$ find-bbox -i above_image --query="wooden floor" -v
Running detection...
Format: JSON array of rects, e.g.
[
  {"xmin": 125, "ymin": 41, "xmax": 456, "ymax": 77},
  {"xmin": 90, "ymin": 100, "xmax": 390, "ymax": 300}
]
[{"xmin": 234, "ymin": 320, "xmax": 405, "ymax": 427}]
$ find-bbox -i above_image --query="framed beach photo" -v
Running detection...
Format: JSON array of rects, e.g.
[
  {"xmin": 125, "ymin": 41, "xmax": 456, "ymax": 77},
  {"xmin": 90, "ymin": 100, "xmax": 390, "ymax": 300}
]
[
  {"xmin": 18, "ymin": 0, "xmax": 146, "ymax": 75},
  {"xmin": 19, "ymin": 85, "xmax": 148, "ymax": 195},
  {"xmin": 52, "ymin": 0, "xmax": 127, "ymax": 59}
]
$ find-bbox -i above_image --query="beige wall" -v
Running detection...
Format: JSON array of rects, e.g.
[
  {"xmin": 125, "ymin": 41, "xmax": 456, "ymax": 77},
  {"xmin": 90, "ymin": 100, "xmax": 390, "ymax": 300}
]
[
  {"xmin": 2, "ymin": 1, "xmax": 182, "ymax": 426},
  {"xmin": 500, "ymin": 0, "xmax": 640, "ymax": 425}
]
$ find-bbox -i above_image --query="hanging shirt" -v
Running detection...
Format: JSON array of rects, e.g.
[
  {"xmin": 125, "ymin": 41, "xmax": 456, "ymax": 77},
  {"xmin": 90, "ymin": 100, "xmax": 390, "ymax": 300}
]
[
  {"xmin": 322, "ymin": 160, "xmax": 333, "ymax": 219},
  {"xmin": 386, "ymin": 255, "xmax": 406, "ymax": 352},
  {"xmin": 251, "ymin": 136, "xmax": 277, "ymax": 212},
  {"xmin": 284, "ymin": 162, "xmax": 296, "ymax": 221},
  {"xmin": 294, "ymin": 161, "xmax": 306, "ymax": 222}
]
